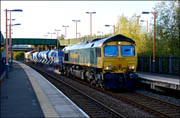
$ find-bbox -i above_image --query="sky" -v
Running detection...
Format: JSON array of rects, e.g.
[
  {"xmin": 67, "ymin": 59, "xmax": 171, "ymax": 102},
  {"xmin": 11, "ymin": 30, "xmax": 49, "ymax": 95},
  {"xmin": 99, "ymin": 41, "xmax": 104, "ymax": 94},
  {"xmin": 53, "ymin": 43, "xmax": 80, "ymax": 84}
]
[{"xmin": 1, "ymin": 1, "xmax": 162, "ymax": 39}]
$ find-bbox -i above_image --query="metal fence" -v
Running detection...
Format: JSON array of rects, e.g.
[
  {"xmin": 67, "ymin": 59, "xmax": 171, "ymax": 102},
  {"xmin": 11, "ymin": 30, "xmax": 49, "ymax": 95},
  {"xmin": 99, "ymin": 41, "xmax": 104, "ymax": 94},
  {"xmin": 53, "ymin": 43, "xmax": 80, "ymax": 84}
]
[
  {"xmin": 137, "ymin": 56, "xmax": 180, "ymax": 76},
  {"xmin": 0, "ymin": 58, "xmax": 6, "ymax": 79}
]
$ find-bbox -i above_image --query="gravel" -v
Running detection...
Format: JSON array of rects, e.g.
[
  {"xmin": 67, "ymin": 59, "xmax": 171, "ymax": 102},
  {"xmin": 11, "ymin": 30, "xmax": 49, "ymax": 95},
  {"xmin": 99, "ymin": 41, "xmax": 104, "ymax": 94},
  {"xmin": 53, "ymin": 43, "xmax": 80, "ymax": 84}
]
[
  {"xmin": 135, "ymin": 89, "xmax": 180, "ymax": 106},
  {"xmin": 53, "ymin": 73, "xmax": 155, "ymax": 118}
]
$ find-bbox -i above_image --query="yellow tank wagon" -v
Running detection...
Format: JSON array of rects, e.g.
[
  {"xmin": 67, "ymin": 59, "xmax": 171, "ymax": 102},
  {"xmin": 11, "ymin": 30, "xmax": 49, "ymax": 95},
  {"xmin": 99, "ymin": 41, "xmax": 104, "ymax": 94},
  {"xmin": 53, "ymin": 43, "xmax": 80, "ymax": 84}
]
[{"xmin": 63, "ymin": 34, "xmax": 138, "ymax": 89}]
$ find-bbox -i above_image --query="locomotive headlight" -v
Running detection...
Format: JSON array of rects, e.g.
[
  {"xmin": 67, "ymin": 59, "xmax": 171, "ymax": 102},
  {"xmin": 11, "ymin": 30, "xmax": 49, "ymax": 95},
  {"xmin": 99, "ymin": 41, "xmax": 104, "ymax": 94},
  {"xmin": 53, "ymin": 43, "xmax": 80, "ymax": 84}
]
[
  {"xmin": 106, "ymin": 66, "xmax": 112, "ymax": 70},
  {"xmin": 129, "ymin": 66, "xmax": 135, "ymax": 69}
]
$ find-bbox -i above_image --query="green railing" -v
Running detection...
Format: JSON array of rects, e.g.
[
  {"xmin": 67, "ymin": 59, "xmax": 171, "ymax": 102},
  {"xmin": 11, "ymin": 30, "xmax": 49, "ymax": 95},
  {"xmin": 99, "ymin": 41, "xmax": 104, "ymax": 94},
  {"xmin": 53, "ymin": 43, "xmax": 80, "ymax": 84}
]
[
  {"xmin": 59, "ymin": 37, "xmax": 90, "ymax": 46},
  {"xmin": 12, "ymin": 38, "xmax": 57, "ymax": 45},
  {"xmin": 137, "ymin": 56, "xmax": 180, "ymax": 76}
]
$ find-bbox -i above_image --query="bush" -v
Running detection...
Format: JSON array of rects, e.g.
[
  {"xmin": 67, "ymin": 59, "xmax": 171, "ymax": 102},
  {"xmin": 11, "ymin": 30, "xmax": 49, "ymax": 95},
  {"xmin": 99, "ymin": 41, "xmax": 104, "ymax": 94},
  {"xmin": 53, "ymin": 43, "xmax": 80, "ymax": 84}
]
[{"xmin": 13, "ymin": 51, "xmax": 24, "ymax": 60}]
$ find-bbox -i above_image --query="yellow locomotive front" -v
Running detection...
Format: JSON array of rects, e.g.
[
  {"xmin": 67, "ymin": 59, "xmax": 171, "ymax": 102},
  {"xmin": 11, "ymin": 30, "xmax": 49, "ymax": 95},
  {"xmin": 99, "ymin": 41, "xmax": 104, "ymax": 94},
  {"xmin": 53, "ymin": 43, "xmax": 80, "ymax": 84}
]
[
  {"xmin": 98, "ymin": 36, "xmax": 138, "ymax": 89},
  {"xmin": 102, "ymin": 41, "xmax": 137, "ymax": 73}
]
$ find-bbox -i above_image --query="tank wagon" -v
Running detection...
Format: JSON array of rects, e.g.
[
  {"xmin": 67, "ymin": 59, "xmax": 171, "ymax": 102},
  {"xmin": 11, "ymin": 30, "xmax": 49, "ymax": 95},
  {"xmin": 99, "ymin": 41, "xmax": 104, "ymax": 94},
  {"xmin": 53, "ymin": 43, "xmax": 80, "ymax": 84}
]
[
  {"xmin": 26, "ymin": 49, "xmax": 63, "ymax": 66},
  {"xmin": 63, "ymin": 34, "xmax": 138, "ymax": 89}
]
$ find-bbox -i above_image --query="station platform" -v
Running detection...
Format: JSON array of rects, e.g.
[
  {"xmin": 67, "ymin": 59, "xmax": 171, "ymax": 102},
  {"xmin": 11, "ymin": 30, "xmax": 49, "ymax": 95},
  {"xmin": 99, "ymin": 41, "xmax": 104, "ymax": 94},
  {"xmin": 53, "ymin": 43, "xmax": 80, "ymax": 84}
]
[
  {"xmin": 0, "ymin": 61, "xmax": 89, "ymax": 118},
  {"xmin": 137, "ymin": 72, "xmax": 180, "ymax": 91}
]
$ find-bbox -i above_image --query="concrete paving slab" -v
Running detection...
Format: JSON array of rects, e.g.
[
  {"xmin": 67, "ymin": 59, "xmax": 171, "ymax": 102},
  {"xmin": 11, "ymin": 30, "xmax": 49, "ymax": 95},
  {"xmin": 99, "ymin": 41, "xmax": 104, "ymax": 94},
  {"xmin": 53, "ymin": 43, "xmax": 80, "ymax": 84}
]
[
  {"xmin": 16, "ymin": 61, "xmax": 89, "ymax": 118},
  {"xmin": 0, "ymin": 63, "xmax": 44, "ymax": 117}
]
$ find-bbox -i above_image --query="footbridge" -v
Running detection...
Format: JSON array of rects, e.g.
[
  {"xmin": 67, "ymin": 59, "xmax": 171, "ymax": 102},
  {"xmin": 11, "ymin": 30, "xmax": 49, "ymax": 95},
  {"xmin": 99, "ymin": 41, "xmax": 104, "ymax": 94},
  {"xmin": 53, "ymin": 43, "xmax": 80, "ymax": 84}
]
[
  {"xmin": 11, "ymin": 37, "xmax": 91, "ymax": 46},
  {"xmin": 1, "ymin": 34, "xmax": 92, "ymax": 48},
  {"xmin": 12, "ymin": 38, "xmax": 57, "ymax": 45}
]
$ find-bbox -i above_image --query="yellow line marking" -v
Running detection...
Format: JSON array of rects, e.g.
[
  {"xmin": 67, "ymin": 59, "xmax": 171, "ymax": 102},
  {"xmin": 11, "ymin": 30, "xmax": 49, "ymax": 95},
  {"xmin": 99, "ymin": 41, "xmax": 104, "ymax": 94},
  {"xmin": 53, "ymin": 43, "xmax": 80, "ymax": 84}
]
[{"xmin": 18, "ymin": 63, "xmax": 59, "ymax": 118}]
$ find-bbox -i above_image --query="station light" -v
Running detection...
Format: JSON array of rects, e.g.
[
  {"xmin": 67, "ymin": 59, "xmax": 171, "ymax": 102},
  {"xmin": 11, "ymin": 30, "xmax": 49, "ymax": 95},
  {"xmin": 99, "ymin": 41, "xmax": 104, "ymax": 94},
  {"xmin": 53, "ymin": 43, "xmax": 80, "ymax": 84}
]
[
  {"xmin": 62, "ymin": 25, "xmax": 69, "ymax": 39},
  {"xmin": 86, "ymin": 12, "xmax": 96, "ymax": 14},
  {"xmin": 72, "ymin": 20, "xmax": 81, "ymax": 40},
  {"xmin": 85, "ymin": 11, "xmax": 96, "ymax": 39},
  {"xmin": 105, "ymin": 25, "xmax": 111, "ymax": 27},
  {"xmin": 8, "ymin": 19, "xmax": 15, "ymax": 21},
  {"xmin": 12, "ymin": 23, "xmax": 21, "ymax": 26},
  {"xmin": 11, "ymin": 9, "xmax": 23, "ymax": 12},
  {"xmin": 142, "ymin": 11, "xmax": 157, "ymax": 72},
  {"xmin": 105, "ymin": 24, "xmax": 115, "ymax": 34},
  {"xmin": 142, "ymin": 12, "xmax": 150, "ymax": 14}
]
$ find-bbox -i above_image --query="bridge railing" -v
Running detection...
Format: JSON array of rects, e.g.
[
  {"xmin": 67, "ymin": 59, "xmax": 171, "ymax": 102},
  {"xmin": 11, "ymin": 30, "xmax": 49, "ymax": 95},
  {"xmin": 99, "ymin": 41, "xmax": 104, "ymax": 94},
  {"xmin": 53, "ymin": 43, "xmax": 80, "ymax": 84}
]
[
  {"xmin": 137, "ymin": 56, "xmax": 180, "ymax": 76},
  {"xmin": 59, "ymin": 38, "xmax": 90, "ymax": 46}
]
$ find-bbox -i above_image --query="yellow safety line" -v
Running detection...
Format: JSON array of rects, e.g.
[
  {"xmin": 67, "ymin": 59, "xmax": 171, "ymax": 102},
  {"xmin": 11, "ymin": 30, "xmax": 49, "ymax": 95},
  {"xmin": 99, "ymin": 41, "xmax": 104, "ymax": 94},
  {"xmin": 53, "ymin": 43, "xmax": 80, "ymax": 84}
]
[{"xmin": 19, "ymin": 63, "xmax": 59, "ymax": 118}]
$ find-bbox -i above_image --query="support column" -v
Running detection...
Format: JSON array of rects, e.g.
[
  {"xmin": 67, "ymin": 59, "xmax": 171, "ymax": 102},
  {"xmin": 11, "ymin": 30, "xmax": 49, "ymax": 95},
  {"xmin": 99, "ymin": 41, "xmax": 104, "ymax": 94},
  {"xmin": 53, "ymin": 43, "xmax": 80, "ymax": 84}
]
[
  {"xmin": 159, "ymin": 56, "xmax": 162, "ymax": 73},
  {"xmin": 169, "ymin": 56, "xmax": 173, "ymax": 74}
]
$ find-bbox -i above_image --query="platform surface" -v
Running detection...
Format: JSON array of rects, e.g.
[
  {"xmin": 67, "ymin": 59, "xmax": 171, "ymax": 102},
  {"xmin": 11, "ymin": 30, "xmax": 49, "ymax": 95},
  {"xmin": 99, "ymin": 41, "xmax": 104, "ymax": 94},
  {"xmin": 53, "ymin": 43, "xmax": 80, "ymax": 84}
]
[
  {"xmin": 1, "ymin": 61, "xmax": 89, "ymax": 117},
  {"xmin": 0, "ymin": 62, "xmax": 44, "ymax": 117},
  {"xmin": 137, "ymin": 72, "xmax": 180, "ymax": 90}
]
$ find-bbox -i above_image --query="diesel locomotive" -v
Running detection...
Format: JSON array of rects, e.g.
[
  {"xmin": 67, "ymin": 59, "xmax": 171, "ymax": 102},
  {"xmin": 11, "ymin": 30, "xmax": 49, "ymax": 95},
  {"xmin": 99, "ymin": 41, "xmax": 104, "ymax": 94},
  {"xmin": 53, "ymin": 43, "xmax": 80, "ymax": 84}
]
[
  {"xmin": 26, "ymin": 34, "xmax": 138, "ymax": 89},
  {"xmin": 62, "ymin": 34, "xmax": 138, "ymax": 89}
]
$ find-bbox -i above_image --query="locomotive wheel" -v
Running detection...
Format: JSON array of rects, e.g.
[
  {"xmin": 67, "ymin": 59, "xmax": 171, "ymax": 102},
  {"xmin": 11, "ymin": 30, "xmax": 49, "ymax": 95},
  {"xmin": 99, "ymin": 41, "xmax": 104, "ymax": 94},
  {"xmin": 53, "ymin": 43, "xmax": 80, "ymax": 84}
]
[
  {"xmin": 89, "ymin": 73, "xmax": 96, "ymax": 85},
  {"xmin": 96, "ymin": 73, "xmax": 105, "ymax": 89},
  {"xmin": 61, "ymin": 70, "xmax": 64, "ymax": 75},
  {"xmin": 81, "ymin": 71, "xmax": 85, "ymax": 80},
  {"xmin": 66, "ymin": 70, "xmax": 70, "ymax": 78},
  {"xmin": 90, "ymin": 78, "xmax": 96, "ymax": 86},
  {"xmin": 97, "ymin": 79, "xmax": 105, "ymax": 88}
]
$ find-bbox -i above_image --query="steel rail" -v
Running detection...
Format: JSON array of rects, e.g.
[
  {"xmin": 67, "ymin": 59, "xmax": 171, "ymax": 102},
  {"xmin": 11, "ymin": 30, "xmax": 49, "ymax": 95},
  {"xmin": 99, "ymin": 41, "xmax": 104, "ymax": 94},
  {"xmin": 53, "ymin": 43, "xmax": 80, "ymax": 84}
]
[{"xmin": 29, "ymin": 63, "xmax": 126, "ymax": 118}]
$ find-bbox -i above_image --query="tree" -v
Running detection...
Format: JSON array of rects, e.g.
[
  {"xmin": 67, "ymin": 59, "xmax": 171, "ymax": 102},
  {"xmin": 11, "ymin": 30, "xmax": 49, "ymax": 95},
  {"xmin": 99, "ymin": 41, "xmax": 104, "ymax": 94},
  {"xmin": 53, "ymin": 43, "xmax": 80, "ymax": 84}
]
[
  {"xmin": 153, "ymin": 1, "xmax": 180, "ymax": 56},
  {"xmin": 116, "ymin": 14, "xmax": 152, "ymax": 55},
  {"xmin": 115, "ymin": 1, "xmax": 179, "ymax": 56}
]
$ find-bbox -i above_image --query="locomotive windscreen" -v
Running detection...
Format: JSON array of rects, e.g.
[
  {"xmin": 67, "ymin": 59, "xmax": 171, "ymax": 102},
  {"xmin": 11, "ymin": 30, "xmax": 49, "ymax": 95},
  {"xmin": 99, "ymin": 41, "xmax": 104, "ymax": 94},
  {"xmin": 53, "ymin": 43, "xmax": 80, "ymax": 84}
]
[
  {"xmin": 104, "ymin": 46, "xmax": 118, "ymax": 57},
  {"xmin": 121, "ymin": 45, "xmax": 135, "ymax": 56}
]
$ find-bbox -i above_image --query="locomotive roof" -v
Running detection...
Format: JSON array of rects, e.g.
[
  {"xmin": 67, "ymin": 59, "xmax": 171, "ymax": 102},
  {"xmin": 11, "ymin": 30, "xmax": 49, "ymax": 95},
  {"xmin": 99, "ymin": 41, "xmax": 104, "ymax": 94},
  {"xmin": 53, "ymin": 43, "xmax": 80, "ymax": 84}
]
[{"xmin": 63, "ymin": 34, "xmax": 135, "ymax": 51}]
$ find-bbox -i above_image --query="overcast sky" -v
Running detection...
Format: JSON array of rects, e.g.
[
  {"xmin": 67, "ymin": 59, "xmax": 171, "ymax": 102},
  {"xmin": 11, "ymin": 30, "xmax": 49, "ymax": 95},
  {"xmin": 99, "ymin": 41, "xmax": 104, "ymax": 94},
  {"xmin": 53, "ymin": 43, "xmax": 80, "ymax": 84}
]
[{"xmin": 1, "ymin": 1, "xmax": 162, "ymax": 39}]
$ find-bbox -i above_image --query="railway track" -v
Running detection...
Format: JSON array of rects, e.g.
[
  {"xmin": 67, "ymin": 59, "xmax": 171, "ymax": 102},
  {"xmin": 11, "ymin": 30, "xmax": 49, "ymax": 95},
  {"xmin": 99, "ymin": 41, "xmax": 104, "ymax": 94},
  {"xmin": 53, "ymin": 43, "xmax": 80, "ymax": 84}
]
[
  {"xmin": 76, "ymin": 76, "xmax": 180, "ymax": 118},
  {"xmin": 27, "ymin": 62, "xmax": 180, "ymax": 118},
  {"xmin": 112, "ymin": 92, "xmax": 180, "ymax": 118},
  {"xmin": 29, "ymin": 63, "xmax": 125, "ymax": 118},
  {"xmin": 73, "ymin": 79, "xmax": 180, "ymax": 118}
]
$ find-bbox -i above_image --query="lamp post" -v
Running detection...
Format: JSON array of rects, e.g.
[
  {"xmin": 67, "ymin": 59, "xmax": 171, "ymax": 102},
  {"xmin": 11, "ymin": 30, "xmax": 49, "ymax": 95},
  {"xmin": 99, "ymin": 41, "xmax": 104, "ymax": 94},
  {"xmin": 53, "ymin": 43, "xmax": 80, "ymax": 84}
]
[
  {"xmin": 5, "ymin": 9, "xmax": 22, "ymax": 78},
  {"xmin": 47, "ymin": 32, "xmax": 56, "ymax": 49},
  {"xmin": 55, "ymin": 29, "xmax": 61, "ymax": 49},
  {"xmin": 142, "ymin": 11, "xmax": 156, "ymax": 72},
  {"xmin": 86, "ymin": 12, "xmax": 96, "ymax": 39},
  {"xmin": 9, "ymin": 10, "xmax": 22, "ymax": 68},
  {"xmin": 97, "ymin": 31, "xmax": 103, "ymax": 37},
  {"xmin": 5, "ymin": 9, "xmax": 8, "ymax": 78},
  {"xmin": 62, "ymin": 25, "xmax": 69, "ymax": 39},
  {"xmin": 48, "ymin": 32, "xmax": 56, "ymax": 39},
  {"xmin": 72, "ymin": 20, "xmax": 80, "ymax": 40},
  {"xmin": 135, "ymin": 15, "xmax": 141, "ymax": 24},
  {"xmin": 77, "ymin": 32, "xmax": 81, "ymax": 38},
  {"xmin": 43, "ymin": 35, "xmax": 48, "ymax": 38},
  {"xmin": 140, "ymin": 20, "xmax": 149, "ymax": 32},
  {"xmin": 9, "ymin": 23, "xmax": 21, "ymax": 67},
  {"xmin": 105, "ymin": 24, "xmax": 115, "ymax": 35}
]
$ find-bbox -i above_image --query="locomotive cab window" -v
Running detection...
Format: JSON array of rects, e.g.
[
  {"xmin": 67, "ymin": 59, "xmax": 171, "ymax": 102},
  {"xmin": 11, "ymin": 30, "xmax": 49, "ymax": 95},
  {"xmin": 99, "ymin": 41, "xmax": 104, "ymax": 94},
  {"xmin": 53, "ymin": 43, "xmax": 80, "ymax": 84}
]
[
  {"xmin": 104, "ymin": 46, "xmax": 118, "ymax": 57},
  {"xmin": 64, "ymin": 53, "xmax": 69, "ymax": 61},
  {"xmin": 121, "ymin": 45, "xmax": 135, "ymax": 56}
]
